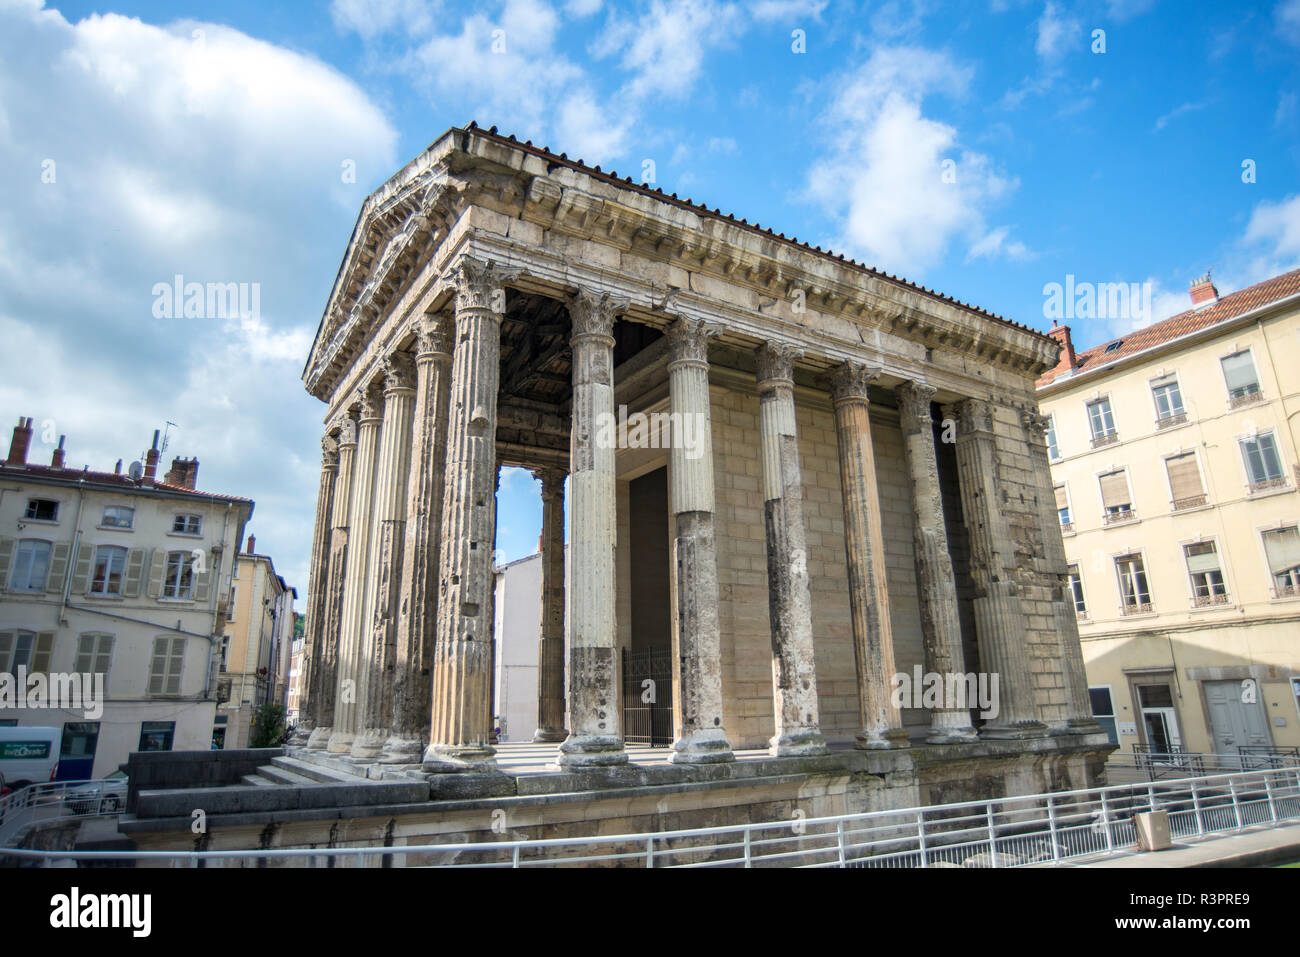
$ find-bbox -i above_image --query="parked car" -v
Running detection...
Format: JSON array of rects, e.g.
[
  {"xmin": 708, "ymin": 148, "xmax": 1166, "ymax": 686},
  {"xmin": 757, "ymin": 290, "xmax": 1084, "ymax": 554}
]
[
  {"xmin": 64, "ymin": 770, "xmax": 127, "ymax": 816},
  {"xmin": 0, "ymin": 726, "xmax": 60, "ymax": 789}
]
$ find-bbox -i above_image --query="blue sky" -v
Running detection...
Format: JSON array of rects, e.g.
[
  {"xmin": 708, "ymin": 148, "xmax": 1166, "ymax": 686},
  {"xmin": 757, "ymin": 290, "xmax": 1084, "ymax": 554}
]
[{"xmin": 3, "ymin": 0, "xmax": 1298, "ymax": 601}]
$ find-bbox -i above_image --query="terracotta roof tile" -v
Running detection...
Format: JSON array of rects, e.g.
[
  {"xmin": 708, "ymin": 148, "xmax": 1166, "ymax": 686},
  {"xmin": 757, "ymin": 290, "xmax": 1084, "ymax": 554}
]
[
  {"xmin": 0, "ymin": 463, "xmax": 253, "ymax": 504},
  {"xmin": 1036, "ymin": 267, "xmax": 1300, "ymax": 388}
]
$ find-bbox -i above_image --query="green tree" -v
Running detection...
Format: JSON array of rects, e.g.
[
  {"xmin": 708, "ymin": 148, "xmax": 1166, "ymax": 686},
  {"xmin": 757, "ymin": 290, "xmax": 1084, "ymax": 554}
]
[{"xmin": 249, "ymin": 703, "xmax": 287, "ymax": 748}]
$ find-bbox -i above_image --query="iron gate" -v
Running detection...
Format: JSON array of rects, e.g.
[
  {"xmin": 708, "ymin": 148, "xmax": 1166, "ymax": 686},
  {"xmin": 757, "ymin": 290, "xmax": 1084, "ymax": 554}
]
[{"xmin": 622, "ymin": 648, "xmax": 674, "ymax": 747}]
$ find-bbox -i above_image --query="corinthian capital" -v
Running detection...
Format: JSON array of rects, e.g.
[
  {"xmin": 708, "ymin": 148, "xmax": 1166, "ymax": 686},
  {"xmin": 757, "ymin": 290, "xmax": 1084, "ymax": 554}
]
[
  {"xmin": 954, "ymin": 398, "xmax": 995, "ymax": 436},
  {"xmin": 895, "ymin": 381, "xmax": 938, "ymax": 427},
  {"xmin": 1020, "ymin": 408, "xmax": 1051, "ymax": 439},
  {"xmin": 755, "ymin": 341, "xmax": 801, "ymax": 384},
  {"xmin": 568, "ymin": 290, "xmax": 627, "ymax": 340},
  {"xmin": 450, "ymin": 256, "xmax": 515, "ymax": 316},
  {"xmin": 413, "ymin": 313, "xmax": 454, "ymax": 358},
  {"xmin": 665, "ymin": 316, "xmax": 722, "ymax": 365},
  {"xmin": 321, "ymin": 433, "xmax": 339, "ymax": 468},
  {"xmin": 336, "ymin": 416, "xmax": 357, "ymax": 447},
  {"xmin": 831, "ymin": 361, "xmax": 882, "ymax": 404},
  {"xmin": 382, "ymin": 352, "xmax": 416, "ymax": 393}
]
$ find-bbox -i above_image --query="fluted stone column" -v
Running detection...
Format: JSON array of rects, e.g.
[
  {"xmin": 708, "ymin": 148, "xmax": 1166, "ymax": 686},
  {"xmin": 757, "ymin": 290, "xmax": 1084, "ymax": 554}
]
[
  {"xmin": 666, "ymin": 318, "xmax": 733, "ymax": 764},
  {"xmin": 1022, "ymin": 410, "xmax": 1100, "ymax": 734},
  {"xmin": 831, "ymin": 363, "xmax": 908, "ymax": 750},
  {"xmin": 327, "ymin": 391, "xmax": 382, "ymax": 753},
  {"xmin": 897, "ymin": 382, "xmax": 977, "ymax": 743},
  {"xmin": 295, "ymin": 433, "xmax": 338, "ymax": 743},
  {"xmin": 424, "ymin": 259, "xmax": 508, "ymax": 771},
  {"xmin": 383, "ymin": 316, "xmax": 454, "ymax": 762},
  {"xmin": 558, "ymin": 291, "xmax": 628, "ymax": 768},
  {"xmin": 307, "ymin": 419, "xmax": 355, "ymax": 750},
  {"xmin": 756, "ymin": 342, "xmax": 827, "ymax": 757},
  {"xmin": 352, "ymin": 354, "xmax": 416, "ymax": 759},
  {"xmin": 950, "ymin": 398, "xmax": 1047, "ymax": 739},
  {"xmin": 533, "ymin": 468, "xmax": 568, "ymax": 742}
]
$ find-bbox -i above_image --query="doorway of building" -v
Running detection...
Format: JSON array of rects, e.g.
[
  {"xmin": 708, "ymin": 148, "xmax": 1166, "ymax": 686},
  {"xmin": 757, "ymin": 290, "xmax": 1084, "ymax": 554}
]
[
  {"xmin": 1136, "ymin": 683, "xmax": 1182, "ymax": 754},
  {"xmin": 56, "ymin": 722, "xmax": 99, "ymax": 780},
  {"xmin": 1204, "ymin": 679, "xmax": 1272, "ymax": 755},
  {"xmin": 622, "ymin": 467, "xmax": 674, "ymax": 746}
]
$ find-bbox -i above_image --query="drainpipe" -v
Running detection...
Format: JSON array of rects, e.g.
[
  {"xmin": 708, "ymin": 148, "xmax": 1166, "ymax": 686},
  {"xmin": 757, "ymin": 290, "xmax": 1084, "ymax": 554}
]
[{"xmin": 59, "ymin": 480, "xmax": 87, "ymax": 629}]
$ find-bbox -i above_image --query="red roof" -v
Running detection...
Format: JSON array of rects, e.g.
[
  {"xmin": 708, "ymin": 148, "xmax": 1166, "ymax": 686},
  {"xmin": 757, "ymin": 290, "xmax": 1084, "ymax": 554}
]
[
  {"xmin": 0, "ymin": 463, "xmax": 253, "ymax": 504},
  {"xmin": 1037, "ymin": 267, "xmax": 1300, "ymax": 388}
]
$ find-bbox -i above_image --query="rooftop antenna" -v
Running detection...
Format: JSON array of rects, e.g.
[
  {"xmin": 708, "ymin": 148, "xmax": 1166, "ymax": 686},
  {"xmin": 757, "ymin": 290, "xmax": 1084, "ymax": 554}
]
[{"xmin": 161, "ymin": 421, "xmax": 179, "ymax": 453}]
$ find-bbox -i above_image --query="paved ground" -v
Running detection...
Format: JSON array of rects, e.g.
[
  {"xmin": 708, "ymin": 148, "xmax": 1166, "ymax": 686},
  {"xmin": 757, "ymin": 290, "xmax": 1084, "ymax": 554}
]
[{"xmin": 1040, "ymin": 821, "xmax": 1300, "ymax": 868}]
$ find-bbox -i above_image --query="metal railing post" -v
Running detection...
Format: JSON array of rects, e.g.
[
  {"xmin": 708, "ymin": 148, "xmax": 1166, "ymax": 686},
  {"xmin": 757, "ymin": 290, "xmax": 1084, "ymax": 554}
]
[
  {"xmin": 1100, "ymin": 792, "xmax": 1114, "ymax": 854},
  {"xmin": 1265, "ymin": 773, "xmax": 1278, "ymax": 824},
  {"xmin": 836, "ymin": 820, "xmax": 846, "ymax": 867},
  {"xmin": 1047, "ymin": 795, "xmax": 1060, "ymax": 863},
  {"xmin": 743, "ymin": 827, "xmax": 752, "ymax": 868},
  {"xmin": 1192, "ymin": 780, "xmax": 1204, "ymax": 836},
  {"xmin": 645, "ymin": 837, "xmax": 654, "ymax": 868},
  {"xmin": 917, "ymin": 811, "xmax": 928, "ymax": 868},
  {"xmin": 986, "ymin": 803, "xmax": 999, "ymax": 868},
  {"xmin": 1229, "ymin": 779, "xmax": 1242, "ymax": 829},
  {"xmin": 512, "ymin": 845, "xmax": 521, "ymax": 868}
]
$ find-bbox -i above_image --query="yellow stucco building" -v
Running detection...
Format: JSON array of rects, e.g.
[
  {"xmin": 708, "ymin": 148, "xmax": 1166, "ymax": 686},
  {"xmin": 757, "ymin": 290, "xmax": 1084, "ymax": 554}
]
[{"xmin": 1037, "ymin": 269, "xmax": 1300, "ymax": 760}]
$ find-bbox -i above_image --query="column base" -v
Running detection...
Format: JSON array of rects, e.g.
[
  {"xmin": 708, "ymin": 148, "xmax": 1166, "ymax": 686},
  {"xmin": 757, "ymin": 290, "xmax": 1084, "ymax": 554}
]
[
  {"xmin": 421, "ymin": 744, "xmax": 498, "ymax": 773},
  {"xmin": 533, "ymin": 727, "xmax": 568, "ymax": 743},
  {"xmin": 979, "ymin": 720, "xmax": 1049, "ymax": 740},
  {"xmin": 350, "ymin": 727, "xmax": 387, "ymax": 760},
  {"xmin": 854, "ymin": 727, "xmax": 910, "ymax": 750},
  {"xmin": 555, "ymin": 734, "xmax": 628, "ymax": 768},
  {"xmin": 769, "ymin": 728, "xmax": 829, "ymax": 757},
  {"xmin": 377, "ymin": 734, "xmax": 426, "ymax": 764},
  {"xmin": 1054, "ymin": 718, "xmax": 1106, "ymax": 735},
  {"xmin": 669, "ymin": 729, "xmax": 735, "ymax": 764},
  {"xmin": 926, "ymin": 725, "xmax": 980, "ymax": 745},
  {"xmin": 325, "ymin": 730, "xmax": 355, "ymax": 753},
  {"xmin": 287, "ymin": 723, "xmax": 313, "ymax": 747},
  {"xmin": 305, "ymin": 726, "xmax": 332, "ymax": 750}
]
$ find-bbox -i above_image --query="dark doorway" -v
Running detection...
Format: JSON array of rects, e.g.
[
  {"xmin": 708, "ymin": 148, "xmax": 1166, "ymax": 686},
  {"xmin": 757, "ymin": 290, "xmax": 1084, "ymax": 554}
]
[{"xmin": 623, "ymin": 467, "xmax": 674, "ymax": 746}]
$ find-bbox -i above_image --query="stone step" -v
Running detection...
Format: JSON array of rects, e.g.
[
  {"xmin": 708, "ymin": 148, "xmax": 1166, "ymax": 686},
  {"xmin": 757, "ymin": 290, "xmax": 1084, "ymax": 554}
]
[
  {"xmin": 271, "ymin": 755, "xmax": 363, "ymax": 785},
  {"xmin": 257, "ymin": 764, "xmax": 323, "ymax": 788},
  {"xmin": 241, "ymin": 774, "xmax": 277, "ymax": 787}
]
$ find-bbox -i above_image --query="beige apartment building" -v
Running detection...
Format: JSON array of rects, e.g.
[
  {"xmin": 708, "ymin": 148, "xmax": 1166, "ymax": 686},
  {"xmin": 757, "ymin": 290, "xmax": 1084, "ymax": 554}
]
[
  {"xmin": 215, "ymin": 535, "xmax": 295, "ymax": 749},
  {"xmin": 1037, "ymin": 269, "xmax": 1300, "ymax": 760}
]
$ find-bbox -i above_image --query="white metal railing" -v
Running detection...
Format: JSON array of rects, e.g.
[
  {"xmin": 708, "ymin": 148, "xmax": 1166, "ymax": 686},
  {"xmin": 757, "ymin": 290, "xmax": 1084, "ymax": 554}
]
[
  {"xmin": 3, "ymin": 767, "xmax": 1298, "ymax": 868},
  {"xmin": 0, "ymin": 778, "xmax": 128, "ymax": 847}
]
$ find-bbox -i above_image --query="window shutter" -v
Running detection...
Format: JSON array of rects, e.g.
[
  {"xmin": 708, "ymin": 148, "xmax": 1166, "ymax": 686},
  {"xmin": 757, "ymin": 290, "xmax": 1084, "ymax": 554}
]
[
  {"xmin": 31, "ymin": 632, "xmax": 55, "ymax": 674},
  {"xmin": 0, "ymin": 631, "xmax": 13, "ymax": 673},
  {"xmin": 1099, "ymin": 471, "xmax": 1130, "ymax": 509},
  {"xmin": 147, "ymin": 548, "xmax": 167, "ymax": 598},
  {"xmin": 1054, "ymin": 485, "xmax": 1069, "ymax": 511},
  {"xmin": 45, "ymin": 541, "xmax": 71, "ymax": 594},
  {"xmin": 1263, "ymin": 527, "xmax": 1300, "ymax": 576},
  {"xmin": 1166, "ymin": 454, "xmax": 1204, "ymax": 500},
  {"xmin": 0, "ymin": 537, "xmax": 14, "ymax": 587},
  {"xmin": 193, "ymin": 563, "xmax": 211, "ymax": 602},
  {"xmin": 165, "ymin": 638, "xmax": 185, "ymax": 695},
  {"xmin": 1222, "ymin": 352, "xmax": 1258, "ymax": 393},
  {"xmin": 1185, "ymin": 545, "xmax": 1220, "ymax": 574},
  {"xmin": 94, "ymin": 636, "xmax": 114, "ymax": 680},
  {"xmin": 75, "ymin": 634, "xmax": 93, "ymax": 674},
  {"xmin": 122, "ymin": 548, "xmax": 146, "ymax": 597},
  {"xmin": 148, "ymin": 637, "xmax": 167, "ymax": 694},
  {"xmin": 69, "ymin": 542, "xmax": 94, "ymax": 595}
]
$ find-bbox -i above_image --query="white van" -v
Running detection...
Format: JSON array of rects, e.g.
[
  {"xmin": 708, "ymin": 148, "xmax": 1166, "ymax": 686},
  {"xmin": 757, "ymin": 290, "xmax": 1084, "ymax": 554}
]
[{"xmin": 0, "ymin": 726, "xmax": 61, "ymax": 789}]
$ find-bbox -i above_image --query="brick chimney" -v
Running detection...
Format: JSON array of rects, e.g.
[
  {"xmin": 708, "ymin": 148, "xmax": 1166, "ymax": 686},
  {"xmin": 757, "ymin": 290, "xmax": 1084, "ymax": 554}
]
[
  {"xmin": 6, "ymin": 417, "xmax": 33, "ymax": 466},
  {"xmin": 142, "ymin": 429, "xmax": 160, "ymax": 485},
  {"xmin": 1047, "ymin": 321, "xmax": 1077, "ymax": 373},
  {"xmin": 164, "ymin": 456, "xmax": 200, "ymax": 489},
  {"xmin": 1190, "ymin": 272, "xmax": 1219, "ymax": 309},
  {"xmin": 50, "ymin": 435, "xmax": 66, "ymax": 469},
  {"xmin": 246, "ymin": 534, "xmax": 256, "ymax": 555}
]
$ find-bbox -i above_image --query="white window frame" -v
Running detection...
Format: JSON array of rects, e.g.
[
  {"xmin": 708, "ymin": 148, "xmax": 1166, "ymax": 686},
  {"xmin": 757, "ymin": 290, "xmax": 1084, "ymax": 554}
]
[
  {"xmin": 1115, "ymin": 552, "xmax": 1153, "ymax": 614},
  {"xmin": 1067, "ymin": 563, "xmax": 1087, "ymax": 617},
  {"xmin": 23, "ymin": 498, "xmax": 59, "ymax": 522},
  {"xmin": 1089, "ymin": 685, "xmax": 1119, "ymax": 746},
  {"xmin": 89, "ymin": 545, "xmax": 128, "ymax": 596},
  {"xmin": 1259, "ymin": 524, "xmax": 1300, "ymax": 599},
  {"xmin": 1086, "ymin": 397, "xmax": 1117, "ymax": 441},
  {"xmin": 1044, "ymin": 414, "xmax": 1060, "ymax": 461},
  {"xmin": 1220, "ymin": 348, "xmax": 1262, "ymax": 403},
  {"xmin": 9, "ymin": 539, "xmax": 52, "ymax": 592},
  {"xmin": 1055, "ymin": 483, "xmax": 1073, "ymax": 531},
  {"xmin": 1240, "ymin": 430, "xmax": 1285, "ymax": 489},
  {"xmin": 162, "ymin": 551, "xmax": 196, "ymax": 600},
  {"xmin": 100, "ymin": 506, "xmax": 135, "ymax": 529},
  {"xmin": 172, "ymin": 514, "xmax": 202, "ymax": 536},
  {"xmin": 1182, "ymin": 539, "xmax": 1229, "ymax": 607},
  {"xmin": 1149, "ymin": 373, "xmax": 1185, "ymax": 421},
  {"xmin": 1097, "ymin": 467, "xmax": 1136, "ymax": 523}
]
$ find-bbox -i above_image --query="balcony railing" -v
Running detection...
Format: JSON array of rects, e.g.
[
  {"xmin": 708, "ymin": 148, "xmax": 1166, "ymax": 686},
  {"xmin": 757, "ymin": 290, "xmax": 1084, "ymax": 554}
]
[
  {"xmin": 1172, "ymin": 494, "xmax": 1207, "ymax": 511},
  {"xmin": 1090, "ymin": 430, "xmax": 1120, "ymax": 449},
  {"xmin": 1059, "ymin": 522, "xmax": 1074, "ymax": 534},
  {"xmin": 1155, "ymin": 412, "xmax": 1187, "ymax": 430},
  {"xmin": 1102, "ymin": 508, "xmax": 1137, "ymax": 526},
  {"xmin": 1192, "ymin": 593, "xmax": 1231, "ymax": 608},
  {"xmin": 1248, "ymin": 476, "xmax": 1287, "ymax": 494},
  {"xmin": 1228, "ymin": 390, "xmax": 1264, "ymax": 410},
  {"xmin": 1273, "ymin": 583, "xmax": 1300, "ymax": 600},
  {"xmin": 1120, "ymin": 601, "xmax": 1153, "ymax": 616}
]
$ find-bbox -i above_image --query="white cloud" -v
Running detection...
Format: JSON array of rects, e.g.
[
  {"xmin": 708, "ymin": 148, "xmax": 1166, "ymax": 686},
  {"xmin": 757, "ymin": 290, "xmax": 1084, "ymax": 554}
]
[
  {"xmin": 1241, "ymin": 193, "xmax": 1300, "ymax": 277},
  {"xmin": 1153, "ymin": 100, "xmax": 1207, "ymax": 131},
  {"xmin": 1278, "ymin": 0, "xmax": 1300, "ymax": 45},
  {"xmin": 594, "ymin": 0, "xmax": 744, "ymax": 102},
  {"xmin": 1105, "ymin": 0, "xmax": 1158, "ymax": 21},
  {"xmin": 0, "ymin": 3, "xmax": 398, "ymax": 599},
  {"xmin": 330, "ymin": 0, "xmax": 438, "ymax": 39},
  {"xmin": 750, "ymin": 0, "xmax": 827, "ymax": 21},
  {"xmin": 805, "ymin": 47, "xmax": 1023, "ymax": 276},
  {"xmin": 967, "ymin": 226, "xmax": 1032, "ymax": 262},
  {"xmin": 1035, "ymin": 1, "xmax": 1079, "ymax": 61}
]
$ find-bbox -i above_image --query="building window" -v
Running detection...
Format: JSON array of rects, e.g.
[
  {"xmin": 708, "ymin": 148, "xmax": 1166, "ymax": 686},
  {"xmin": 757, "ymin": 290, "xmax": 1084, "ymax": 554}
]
[
  {"xmin": 1116, "ymin": 554, "xmax": 1152, "ymax": 614},
  {"xmin": 1150, "ymin": 374, "xmax": 1186, "ymax": 427},
  {"xmin": 1086, "ymin": 398, "xmax": 1118, "ymax": 447},
  {"xmin": 1221, "ymin": 350, "xmax": 1262, "ymax": 406},
  {"xmin": 1089, "ymin": 687, "xmax": 1118, "ymax": 746},
  {"xmin": 1044, "ymin": 415, "xmax": 1060, "ymax": 460},
  {"xmin": 1099, "ymin": 469, "xmax": 1135, "ymax": 524},
  {"xmin": 1067, "ymin": 564, "xmax": 1087, "ymax": 617},
  {"xmin": 1241, "ymin": 431, "xmax": 1285, "ymax": 491},
  {"xmin": 172, "ymin": 514, "xmax": 202, "ymax": 535},
  {"xmin": 138, "ymin": 721, "xmax": 175, "ymax": 752},
  {"xmin": 1185, "ymin": 541, "xmax": 1229, "ymax": 606},
  {"xmin": 219, "ymin": 636, "xmax": 230, "ymax": 673},
  {"xmin": 23, "ymin": 499, "xmax": 59, "ymax": 522},
  {"xmin": 0, "ymin": 629, "xmax": 54, "ymax": 677},
  {"xmin": 1166, "ymin": 452, "xmax": 1207, "ymax": 510},
  {"xmin": 89, "ymin": 545, "xmax": 127, "ymax": 596},
  {"xmin": 147, "ymin": 637, "xmax": 186, "ymax": 695},
  {"xmin": 1262, "ymin": 526, "xmax": 1300, "ymax": 598},
  {"xmin": 1054, "ymin": 484, "xmax": 1072, "ymax": 532},
  {"xmin": 162, "ymin": 551, "xmax": 196, "ymax": 600},
  {"xmin": 100, "ymin": 506, "xmax": 134, "ymax": 529},
  {"xmin": 74, "ymin": 633, "xmax": 114, "ymax": 681},
  {"xmin": 9, "ymin": 540, "xmax": 52, "ymax": 592}
]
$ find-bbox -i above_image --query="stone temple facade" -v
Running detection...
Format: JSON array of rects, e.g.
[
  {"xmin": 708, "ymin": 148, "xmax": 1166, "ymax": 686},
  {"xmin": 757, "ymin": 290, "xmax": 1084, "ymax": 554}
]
[{"xmin": 296, "ymin": 123, "xmax": 1112, "ymax": 804}]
